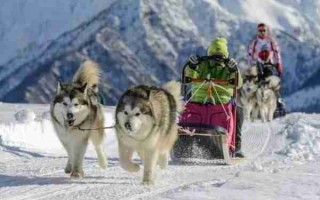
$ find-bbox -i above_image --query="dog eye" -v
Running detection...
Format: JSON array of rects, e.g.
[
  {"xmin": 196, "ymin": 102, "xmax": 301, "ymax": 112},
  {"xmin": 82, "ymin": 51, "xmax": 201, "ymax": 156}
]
[
  {"xmin": 74, "ymin": 103, "xmax": 79, "ymax": 107},
  {"xmin": 135, "ymin": 113, "xmax": 141, "ymax": 117},
  {"xmin": 63, "ymin": 102, "xmax": 67, "ymax": 106},
  {"xmin": 124, "ymin": 111, "xmax": 128, "ymax": 115}
]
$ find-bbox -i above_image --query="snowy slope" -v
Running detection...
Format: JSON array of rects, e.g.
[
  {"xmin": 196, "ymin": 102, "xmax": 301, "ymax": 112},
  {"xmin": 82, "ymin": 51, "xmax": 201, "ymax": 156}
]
[
  {"xmin": 0, "ymin": 103, "xmax": 320, "ymax": 199},
  {"xmin": 0, "ymin": 0, "xmax": 320, "ymax": 112}
]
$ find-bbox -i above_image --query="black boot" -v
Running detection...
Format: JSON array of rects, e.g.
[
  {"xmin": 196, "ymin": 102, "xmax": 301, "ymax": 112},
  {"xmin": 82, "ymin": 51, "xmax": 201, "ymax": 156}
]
[
  {"xmin": 277, "ymin": 97, "xmax": 284, "ymax": 109},
  {"xmin": 274, "ymin": 91, "xmax": 286, "ymax": 118},
  {"xmin": 235, "ymin": 149, "xmax": 245, "ymax": 158},
  {"xmin": 276, "ymin": 98, "xmax": 286, "ymax": 118},
  {"xmin": 235, "ymin": 106, "xmax": 245, "ymax": 158}
]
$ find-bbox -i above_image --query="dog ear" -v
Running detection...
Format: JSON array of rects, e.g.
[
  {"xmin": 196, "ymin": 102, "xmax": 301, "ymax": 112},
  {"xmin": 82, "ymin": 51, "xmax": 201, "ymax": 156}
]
[
  {"xmin": 91, "ymin": 84, "xmax": 98, "ymax": 93},
  {"xmin": 268, "ymin": 80, "xmax": 274, "ymax": 89},
  {"xmin": 267, "ymin": 77, "xmax": 281, "ymax": 91},
  {"xmin": 259, "ymin": 80, "xmax": 269, "ymax": 88},
  {"xmin": 149, "ymin": 90, "xmax": 164, "ymax": 125},
  {"xmin": 56, "ymin": 81, "xmax": 64, "ymax": 94},
  {"xmin": 79, "ymin": 83, "xmax": 88, "ymax": 95},
  {"xmin": 90, "ymin": 93, "xmax": 99, "ymax": 106},
  {"xmin": 265, "ymin": 80, "xmax": 271, "ymax": 88}
]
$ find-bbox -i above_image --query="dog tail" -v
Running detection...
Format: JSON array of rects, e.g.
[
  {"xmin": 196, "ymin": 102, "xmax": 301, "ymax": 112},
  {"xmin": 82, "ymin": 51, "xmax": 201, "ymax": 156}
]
[
  {"xmin": 73, "ymin": 60, "xmax": 100, "ymax": 92},
  {"xmin": 162, "ymin": 81, "xmax": 184, "ymax": 113}
]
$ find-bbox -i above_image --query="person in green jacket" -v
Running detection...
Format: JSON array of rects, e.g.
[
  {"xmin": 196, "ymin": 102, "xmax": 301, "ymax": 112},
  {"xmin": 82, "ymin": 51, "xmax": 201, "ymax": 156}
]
[{"xmin": 186, "ymin": 37, "xmax": 245, "ymax": 157}]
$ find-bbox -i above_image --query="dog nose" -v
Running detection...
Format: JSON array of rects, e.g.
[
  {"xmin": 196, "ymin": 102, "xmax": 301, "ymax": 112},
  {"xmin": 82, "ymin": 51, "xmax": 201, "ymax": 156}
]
[
  {"xmin": 125, "ymin": 122, "xmax": 131, "ymax": 130},
  {"xmin": 67, "ymin": 113, "xmax": 73, "ymax": 119}
]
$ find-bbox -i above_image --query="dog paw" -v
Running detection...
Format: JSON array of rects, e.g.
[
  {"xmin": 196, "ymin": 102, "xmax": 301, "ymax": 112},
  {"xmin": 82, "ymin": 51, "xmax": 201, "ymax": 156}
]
[
  {"xmin": 128, "ymin": 163, "xmax": 140, "ymax": 172},
  {"xmin": 64, "ymin": 168, "xmax": 71, "ymax": 174},
  {"xmin": 121, "ymin": 162, "xmax": 140, "ymax": 172},
  {"xmin": 158, "ymin": 155, "xmax": 168, "ymax": 169},
  {"xmin": 158, "ymin": 162, "xmax": 168, "ymax": 169},
  {"xmin": 98, "ymin": 160, "xmax": 108, "ymax": 169},
  {"xmin": 70, "ymin": 170, "xmax": 84, "ymax": 178},
  {"xmin": 141, "ymin": 179, "xmax": 155, "ymax": 186},
  {"xmin": 64, "ymin": 164, "xmax": 72, "ymax": 174}
]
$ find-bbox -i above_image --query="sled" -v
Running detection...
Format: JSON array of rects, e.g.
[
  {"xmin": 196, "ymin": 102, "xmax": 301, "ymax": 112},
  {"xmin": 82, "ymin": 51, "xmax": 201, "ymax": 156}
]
[{"xmin": 172, "ymin": 56, "xmax": 239, "ymax": 165}]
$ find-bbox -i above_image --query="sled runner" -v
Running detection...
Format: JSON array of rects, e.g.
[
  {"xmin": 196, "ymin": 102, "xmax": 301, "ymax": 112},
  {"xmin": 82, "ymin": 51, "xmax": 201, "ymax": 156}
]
[{"xmin": 172, "ymin": 56, "xmax": 239, "ymax": 165}]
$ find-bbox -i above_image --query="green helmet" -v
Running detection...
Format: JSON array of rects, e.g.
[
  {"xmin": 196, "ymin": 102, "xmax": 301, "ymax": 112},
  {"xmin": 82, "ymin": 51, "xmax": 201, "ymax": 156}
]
[{"xmin": 207, "ymin": 37, "xmax": 229, "ymax": 58}]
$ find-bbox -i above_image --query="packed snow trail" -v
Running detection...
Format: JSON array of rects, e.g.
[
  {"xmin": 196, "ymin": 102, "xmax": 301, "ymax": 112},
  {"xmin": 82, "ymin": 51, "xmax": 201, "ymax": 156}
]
[{"xmin": 0, "ymin": 104, "xmax": 320, "ymax": 200}]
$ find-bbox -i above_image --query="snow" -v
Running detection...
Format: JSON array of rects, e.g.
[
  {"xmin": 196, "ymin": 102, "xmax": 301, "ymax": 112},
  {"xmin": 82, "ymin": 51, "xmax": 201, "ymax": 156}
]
[
  {"xmin": 14, "ymin": 109, "xmax": 36, "ymax": 123},
  {"xmin": 278, "ymin": 114, "xmax": 320, "ymax": 161},
  {"xmin": 0, "ymin": 104, "xmax": 116, "ymax": 155},
  {"xmin": 239, "ymin": 0, "xmax": 304, "ymax": 31},
  {"xmin": 0, "ymin": 103, "xmax": 320, "ymax": 199}
]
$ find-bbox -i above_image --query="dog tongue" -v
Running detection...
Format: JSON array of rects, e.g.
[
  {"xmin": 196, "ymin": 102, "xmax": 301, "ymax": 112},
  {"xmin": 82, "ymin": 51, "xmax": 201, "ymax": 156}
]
[{"xmin": 68, "ymin": 120, "xmax": 75, "ymax": 126}]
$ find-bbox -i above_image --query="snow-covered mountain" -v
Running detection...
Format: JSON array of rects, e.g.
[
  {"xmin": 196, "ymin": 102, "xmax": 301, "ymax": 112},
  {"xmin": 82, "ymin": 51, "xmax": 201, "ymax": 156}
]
[{"xmin": 1, "ymin": 0, "xmax": 320, "ymax": 112}]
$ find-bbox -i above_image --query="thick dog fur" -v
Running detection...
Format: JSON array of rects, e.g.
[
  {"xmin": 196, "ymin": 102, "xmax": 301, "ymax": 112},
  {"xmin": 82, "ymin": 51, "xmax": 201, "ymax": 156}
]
[
  {"xmin": 256, "ymin": 76, "xmax": 279, "ymax": 122},
  {"xmin": 50, "ymin": 60, "xmax": 107, "ymax": 178},
  {"xmin": 238, "ymin": 66, "xmax": 259, "ymax": 121},
  {"xmin": 115, "ymin": 81, "xmax": 184, "ymax": 185}
]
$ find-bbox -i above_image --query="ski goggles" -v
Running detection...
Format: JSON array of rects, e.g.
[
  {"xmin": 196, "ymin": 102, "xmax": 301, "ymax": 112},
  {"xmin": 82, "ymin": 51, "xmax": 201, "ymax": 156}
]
[{"xmin": 258, "ymin": 29, "xmax": 267, "ymax": 33}]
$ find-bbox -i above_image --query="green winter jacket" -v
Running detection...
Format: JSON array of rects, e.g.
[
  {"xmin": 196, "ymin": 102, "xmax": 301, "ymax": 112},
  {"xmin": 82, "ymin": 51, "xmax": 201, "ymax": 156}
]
[
  {"xmin": 186, "ymin": 61, "xmax": 242, "ymax": 104},
  {"xmin": 185, "ymin": 37, "xmax": 242, "ymax": 104}
]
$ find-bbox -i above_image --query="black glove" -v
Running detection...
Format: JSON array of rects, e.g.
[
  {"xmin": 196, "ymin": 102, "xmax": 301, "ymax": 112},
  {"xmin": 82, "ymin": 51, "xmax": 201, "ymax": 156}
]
[
  {"xmin": 188, "ymin": 54, "xmax": 200, "ymax": 70},
  {"xmin": 189, "ymin": 54, "xmax": 200, "ymax": 65},
  {"xmin": 225, "ymin": 58, "xmax": 237, "ymax": 72},
  {"xmin": 226, "ymin": 58, "xmax": 237, "ymax": 68},
  {"xmin": 184, "ymin": 77, "xmax": 192, "ymax": 83}
]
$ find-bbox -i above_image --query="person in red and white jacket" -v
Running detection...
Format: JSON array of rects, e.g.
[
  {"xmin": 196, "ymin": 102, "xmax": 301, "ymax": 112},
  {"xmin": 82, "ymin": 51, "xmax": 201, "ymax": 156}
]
[
  {"xmin": 247, "ymin": 23, "xmax": 283, "ymax": 76},
  {"xmin": 247, "ymin": 23, "xmax": 286, "ymax": 117}
]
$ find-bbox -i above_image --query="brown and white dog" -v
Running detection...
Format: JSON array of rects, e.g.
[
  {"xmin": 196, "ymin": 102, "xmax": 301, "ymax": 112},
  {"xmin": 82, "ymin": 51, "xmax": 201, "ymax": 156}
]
[{"xmin": 115, "ymin": 81, "xmax": 184, "ymax": 185}]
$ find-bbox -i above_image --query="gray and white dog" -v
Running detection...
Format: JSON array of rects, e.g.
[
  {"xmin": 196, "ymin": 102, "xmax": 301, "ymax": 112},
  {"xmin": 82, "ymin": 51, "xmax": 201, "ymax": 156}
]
[
  {"xmin": 256, "ymin": 76, "xmax": 280, "ymax": 122},
  {"xmin": 50, "ymin": 60, "xmax": 107, "ymax": 178},
  {"xmin": 115, "ymin": 81, "xmax": 184, "ymax": 185},
  {"xmin": 238, "ymin": 66, "xmax": 259, "ymax": 121}
]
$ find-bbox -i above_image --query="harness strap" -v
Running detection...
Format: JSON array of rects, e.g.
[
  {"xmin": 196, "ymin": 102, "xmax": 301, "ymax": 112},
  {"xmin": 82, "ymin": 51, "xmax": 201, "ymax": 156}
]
[
  {"xmin": 185, "ymin": 79, "xmax": 232, "ymax": 119},
  {"xmin": 185, "ymin": 80, "xmax": 207, "ymax": 105},
  {"xmin": 211, "ymin": 82, "xmax": 231, "ymax": 120},
  {"xmin": 77, "ymin": 125, "xmax": 115, "ymax": 131}
]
